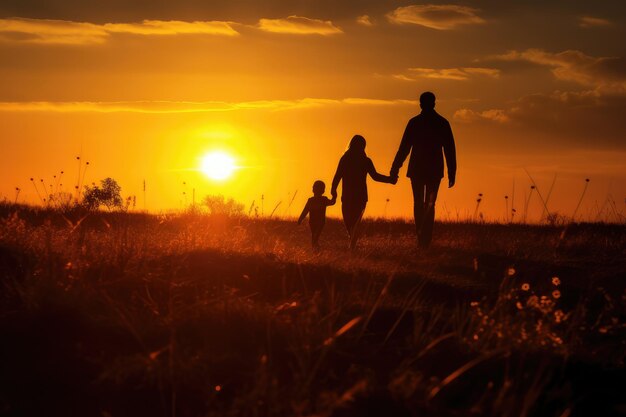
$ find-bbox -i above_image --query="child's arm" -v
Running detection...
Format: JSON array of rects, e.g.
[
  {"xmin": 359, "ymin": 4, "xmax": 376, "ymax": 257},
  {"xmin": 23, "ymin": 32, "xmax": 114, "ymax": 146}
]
[
  {"xmin": 327, "ymin": 195, "xmax": 336, "ymax": 206},
  {"xmin": 367, "ymin": 159, "xmax": 397, "ymax": 184},
  {"xmin": 297, "ymin": 200, "xmax": 310, "ymax": 224}
]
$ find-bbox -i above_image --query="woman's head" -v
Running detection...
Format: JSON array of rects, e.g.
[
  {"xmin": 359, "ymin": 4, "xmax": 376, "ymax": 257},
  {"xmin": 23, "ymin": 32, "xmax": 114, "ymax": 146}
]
[{"xmin": 347, "ymin": 135, "xmax": 366, "ymax": 153}]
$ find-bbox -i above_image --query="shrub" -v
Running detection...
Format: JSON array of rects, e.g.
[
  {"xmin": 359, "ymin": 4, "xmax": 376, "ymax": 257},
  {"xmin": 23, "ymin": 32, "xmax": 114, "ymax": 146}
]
[{"xmin": 83, "ymin": 178, "xmax": 123, "ymax": 211}]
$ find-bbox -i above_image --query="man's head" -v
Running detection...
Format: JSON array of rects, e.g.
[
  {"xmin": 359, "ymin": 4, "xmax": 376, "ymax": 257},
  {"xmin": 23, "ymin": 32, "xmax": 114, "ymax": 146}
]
[
  {"xmin": 313, "ymin": 180, "xmax": 325, "ymax": 196},
  {"xmin": 420, "ymin": 91, "xmax": 436, "ymax": 111}
]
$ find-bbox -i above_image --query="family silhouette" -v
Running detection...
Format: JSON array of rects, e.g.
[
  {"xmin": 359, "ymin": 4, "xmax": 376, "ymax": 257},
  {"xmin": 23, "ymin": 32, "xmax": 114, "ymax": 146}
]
[{"xmin": 298, "ymin": 91, "xmax": 457, "ymax": 251}]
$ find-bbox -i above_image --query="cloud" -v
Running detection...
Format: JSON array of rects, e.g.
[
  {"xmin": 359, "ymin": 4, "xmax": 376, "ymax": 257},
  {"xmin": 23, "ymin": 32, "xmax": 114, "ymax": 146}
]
[
  {"xmin": 578, "ymin": 16, "xmax": 612, "ymax": 28},
  {"xmin": 491, "ymin": 49, "xmax": 626, "ymax": 93},
  {"xmin": 102, "ymin": 20, "xmax": 238, "ymax": 36},
  {"xmin": 0, "ymin": 18, "xmax": 108, "ymax": 44},
  {"xmin": 356, "ymin": 15, "xmax": 374, "ymax": 26},
  {"xmin": 0, "ymin": 98, "xmax": 418, "ymax": 113},
  {"xmin": 394, "ymin": 67, "xmax": 500, "ymax": 81},
  {"xmin": 257, "ymin": 16, "xmax": 342, "ymax": 35},
  {"xmin": 454, "ymin": 89, "xmax": 626, "ymax": 147},
  {"xmin": 0, "ymin": 17, "xmax": 238, "ymax": 45},
  {"xmin": 387, "ymin": 4, "xmax": 485, "ymax": 30},
  {"xmin": 454, "ymin": 108, "xmax": 509, "ymax": 123}
]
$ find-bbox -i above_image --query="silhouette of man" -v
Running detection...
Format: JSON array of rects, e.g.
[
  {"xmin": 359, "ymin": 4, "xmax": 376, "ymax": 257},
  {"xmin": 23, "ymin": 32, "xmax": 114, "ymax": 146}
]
[{"xmin": 390, "ymin": 92, "xmax": 456, "ymax": 248}]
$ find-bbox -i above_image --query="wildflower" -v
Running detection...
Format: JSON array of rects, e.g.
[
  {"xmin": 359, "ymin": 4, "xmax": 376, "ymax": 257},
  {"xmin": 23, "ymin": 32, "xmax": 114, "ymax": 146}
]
[
  {"xmin": 507, "ymin": 267, "xmax": 516, "ymax": 276},
  {"xmin": 554, "ymin": 310, "xmax": 565, "ymax": 323},
  {"xmin": 516, "ymin": 301, "xmax": 523, "ymax": 310},
  {"xmin": 551, "ymin": 277, "xmax": 561, "ymax": 286},
  {"xmin": 521, "ymin": 283, "xmax": 530, "ymax": 291},
  {"xmin": 470, "ymin": 301, "xmax": 479, "ymax": 307},
  {"xmin": 215, "ymin": 385, "xmax": 222, "ymax": 392},
  {"xmin": 552, "ymin": 290, "xmax": 561, "ymax": 299},
  {"xmin": 527, "ymin": 295, "xmax": 539, "ymax": 308}
]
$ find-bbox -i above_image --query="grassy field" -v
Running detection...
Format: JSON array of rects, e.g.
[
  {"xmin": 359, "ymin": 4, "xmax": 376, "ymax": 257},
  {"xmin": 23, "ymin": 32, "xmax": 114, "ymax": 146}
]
[{"xmin": 0, "ymin": 203, "xmax": 624, "ymax": 417}]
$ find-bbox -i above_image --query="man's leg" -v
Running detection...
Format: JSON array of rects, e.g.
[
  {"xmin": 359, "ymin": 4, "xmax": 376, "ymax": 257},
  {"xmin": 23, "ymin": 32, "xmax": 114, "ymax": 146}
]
[
  {"xmin": 410, "ymin": 179, "xmax": 426, "ymax": 241},
  {"xmin": 419, "ymin": 180, "xmax": 441, "ymax": 247}
]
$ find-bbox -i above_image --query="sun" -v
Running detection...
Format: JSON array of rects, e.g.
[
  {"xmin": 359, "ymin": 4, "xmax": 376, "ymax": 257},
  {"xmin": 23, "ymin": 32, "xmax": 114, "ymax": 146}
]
[{"xmin": 200, "ymin": 151, "xmax": 237, "ymax": 181}]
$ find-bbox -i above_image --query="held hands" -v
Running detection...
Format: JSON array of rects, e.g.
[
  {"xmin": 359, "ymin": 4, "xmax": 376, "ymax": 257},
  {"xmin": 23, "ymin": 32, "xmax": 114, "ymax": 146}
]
[{"xmin": 389, "ymin": 169, "xmax": 399, "ymax": 185}]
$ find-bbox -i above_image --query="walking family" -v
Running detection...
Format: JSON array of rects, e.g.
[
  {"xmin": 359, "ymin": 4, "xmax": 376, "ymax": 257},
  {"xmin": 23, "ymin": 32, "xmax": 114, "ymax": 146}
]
[{"xmin": 298, "ymin": 91, "xmax": 457, "ymax": 251}]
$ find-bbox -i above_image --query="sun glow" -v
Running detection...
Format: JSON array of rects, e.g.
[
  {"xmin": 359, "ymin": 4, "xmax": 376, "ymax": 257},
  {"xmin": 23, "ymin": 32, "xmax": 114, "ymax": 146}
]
[{"xmin": 200, "ymin": 151, "xmax": 237, "ymax": 181}]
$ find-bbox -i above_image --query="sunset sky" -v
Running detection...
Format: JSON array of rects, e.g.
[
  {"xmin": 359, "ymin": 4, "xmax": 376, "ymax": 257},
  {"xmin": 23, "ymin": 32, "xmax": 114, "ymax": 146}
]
[{"xmin": 1, "ymin": 0, "xmax": 624, "ymax": 221}]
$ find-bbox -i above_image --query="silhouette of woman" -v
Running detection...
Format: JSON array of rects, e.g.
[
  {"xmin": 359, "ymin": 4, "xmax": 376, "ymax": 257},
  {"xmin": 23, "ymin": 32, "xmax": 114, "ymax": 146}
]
[{"xmin": 331, "ymin": 135, "xmax": 395, "ymax": 249}]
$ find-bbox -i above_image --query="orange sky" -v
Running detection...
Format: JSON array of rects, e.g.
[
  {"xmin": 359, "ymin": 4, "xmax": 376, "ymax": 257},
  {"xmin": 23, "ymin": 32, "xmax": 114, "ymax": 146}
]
[{"xmin": 1, "ymin": 1, "xmax": 625, "ymax": 221}]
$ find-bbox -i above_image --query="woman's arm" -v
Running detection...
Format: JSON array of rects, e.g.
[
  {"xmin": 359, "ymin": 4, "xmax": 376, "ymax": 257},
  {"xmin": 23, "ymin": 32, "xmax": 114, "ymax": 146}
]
[
  {"xmin": 330, "ymin": 158, "xmax": 344, "ymax": 198},
  {"xmin": 367, "ymin": 159, "xmax": 396, "ymax": 184}
]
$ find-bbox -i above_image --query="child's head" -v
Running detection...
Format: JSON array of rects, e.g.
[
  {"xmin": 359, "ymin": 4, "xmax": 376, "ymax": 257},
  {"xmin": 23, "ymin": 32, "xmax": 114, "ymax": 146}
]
[{"xmin": 312, "ymin": 180, "xmax": 325, "ymax": 196}]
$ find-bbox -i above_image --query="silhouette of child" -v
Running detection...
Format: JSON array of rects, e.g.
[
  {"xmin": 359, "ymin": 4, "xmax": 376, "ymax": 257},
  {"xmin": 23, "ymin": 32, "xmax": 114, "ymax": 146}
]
[{"xmin": 298, "ymin": 180, "xmax": 336, "ymax": 250}]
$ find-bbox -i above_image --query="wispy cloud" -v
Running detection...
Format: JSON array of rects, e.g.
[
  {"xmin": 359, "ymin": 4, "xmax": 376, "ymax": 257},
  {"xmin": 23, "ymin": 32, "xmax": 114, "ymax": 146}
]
[
  {"xmin": 0, "ymin": 17, "xmax": 238, "ymax": 45},
  {"xmin": 578, "ymin": 16, "xmax": 612, "ymax": 28},
  {"xmin": 257, "ymin": 16, "xmax": 342, "ymax": 35},
  {"xmin": 356, "ymin": 15, "xmax": 374, "ymax": 27},
  {"xmin": 394, "ymin": 67, "xmax": 500, "ymax": 81},
  {"xmin": 454, "ymin": 108, "xmax": 509, "ymax": 123},
  {"xmin": 0, "ymin": 98, "xmax": 417, "ymax": 113},
  {"xmin": 454, "ymin": 90, "xmax": 626, "ymax": 146},
  {"xmin": 491, "ymin": 48, "xmax": 626, "ymax": 93},
  {"xmin": 387, "ymin": 4, "xmax": 485, "ymax": 30}
]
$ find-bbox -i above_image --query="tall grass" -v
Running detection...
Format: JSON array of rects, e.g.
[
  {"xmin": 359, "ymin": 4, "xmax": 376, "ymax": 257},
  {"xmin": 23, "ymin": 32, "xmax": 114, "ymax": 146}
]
[{"xmin": 0, "ymin": 203, "xmax": 623, "ymax": 416}]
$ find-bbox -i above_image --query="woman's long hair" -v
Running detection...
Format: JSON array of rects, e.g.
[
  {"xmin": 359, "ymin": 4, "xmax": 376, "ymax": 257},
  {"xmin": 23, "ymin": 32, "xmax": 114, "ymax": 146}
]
[{"xmin": 345, "ymin": 134, "xmax": 366, "ymax": 156}]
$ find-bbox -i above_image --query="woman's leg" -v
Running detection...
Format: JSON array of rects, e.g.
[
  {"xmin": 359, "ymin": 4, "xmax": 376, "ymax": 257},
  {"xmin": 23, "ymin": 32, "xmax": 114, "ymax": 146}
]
[{"xmin": 342, "ymin": 202, "xmax": 366, "ymax": 249}]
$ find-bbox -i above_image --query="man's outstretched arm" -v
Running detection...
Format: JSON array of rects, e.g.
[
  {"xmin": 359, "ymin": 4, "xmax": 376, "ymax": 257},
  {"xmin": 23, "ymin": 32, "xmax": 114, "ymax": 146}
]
[
  {"xmin": 443, "ymin": 121, "xmax": 457, "ymax": 188},
  {"xmin": 390, "ymin": 120, "xmax": 413, "ymax": 178}
]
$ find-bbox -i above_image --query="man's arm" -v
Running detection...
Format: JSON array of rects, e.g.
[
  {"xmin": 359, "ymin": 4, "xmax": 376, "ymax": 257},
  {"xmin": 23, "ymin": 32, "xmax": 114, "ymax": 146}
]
[
  {"xmin": 390, "ymin": 120, "xmax": 413, "ymax": 178},
  {"xmin": 443, "ymin": 121, "xmax": 457, "ymax": 188},
  {"xmin": 297, "ymin": 200, "xmax": 310, "ymax": 224}
]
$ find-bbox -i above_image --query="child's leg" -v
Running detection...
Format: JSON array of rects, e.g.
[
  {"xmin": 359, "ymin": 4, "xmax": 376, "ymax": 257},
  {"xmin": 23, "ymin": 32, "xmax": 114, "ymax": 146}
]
[{"xmin": 310, "ymin": 222, "xmax": 323, "ymax": 249}]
